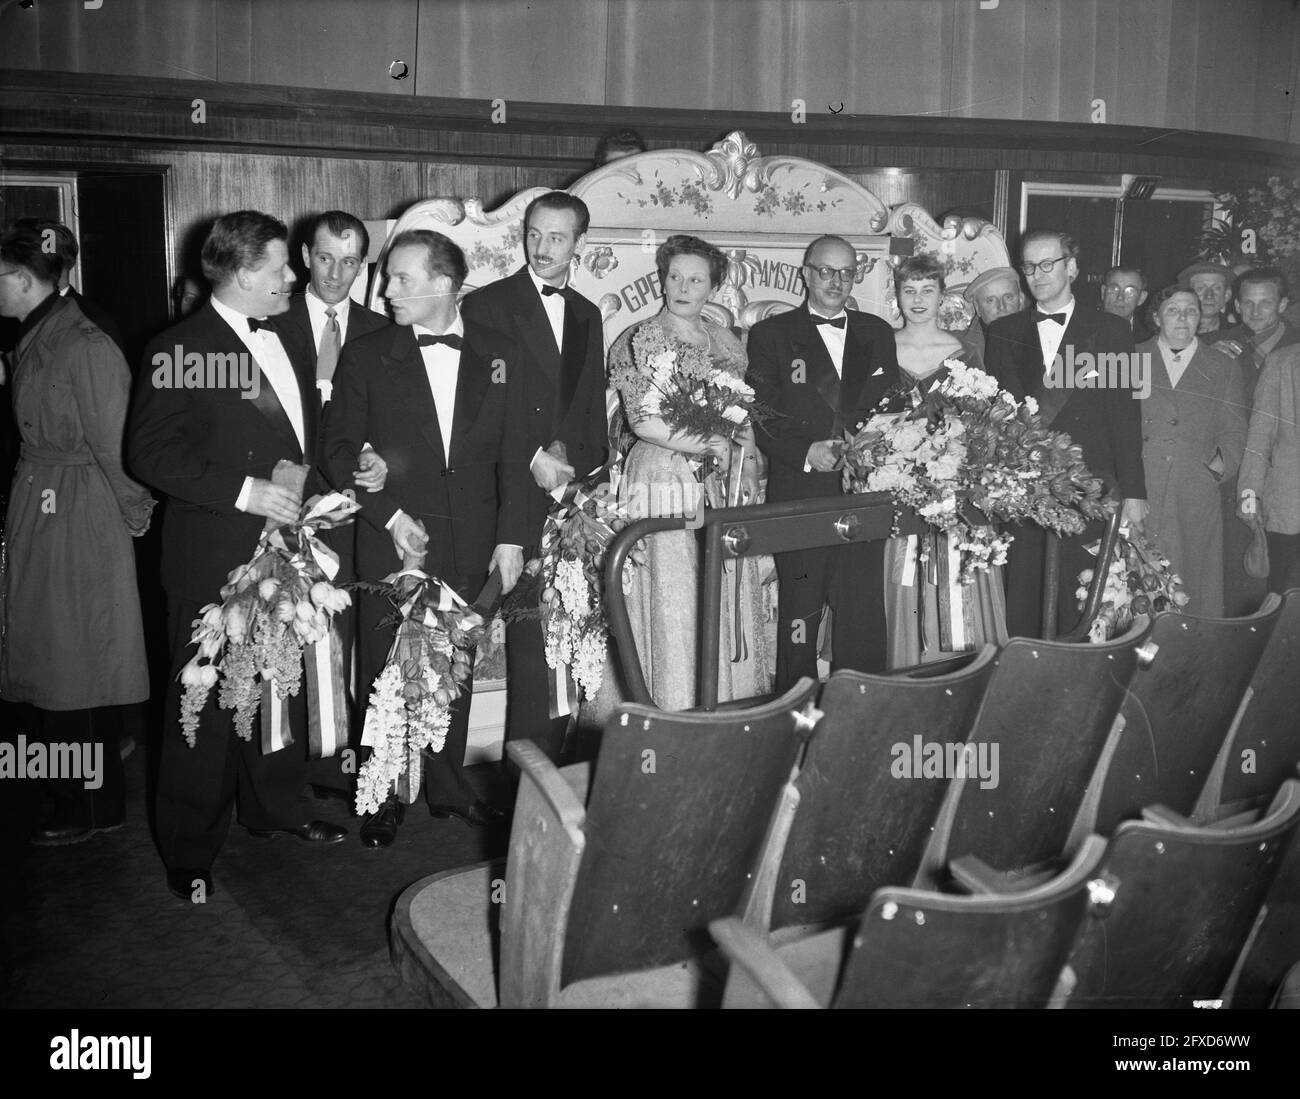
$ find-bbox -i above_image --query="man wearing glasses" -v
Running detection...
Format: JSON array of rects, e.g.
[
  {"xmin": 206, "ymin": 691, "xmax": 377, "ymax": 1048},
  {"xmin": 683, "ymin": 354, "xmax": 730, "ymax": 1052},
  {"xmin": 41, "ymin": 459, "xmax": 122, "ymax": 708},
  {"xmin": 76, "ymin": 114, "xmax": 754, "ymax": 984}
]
[
  {"xmin": 1100, "ymin": 266, "xmax": 1152, "ymax": 344},
  {"xmin": 984, "ymin": 229, "xmax": 1147, "ymax": 638},
  {"xmin": 749, "ymin": 234, "xmax": 899, "ymax": 686}
]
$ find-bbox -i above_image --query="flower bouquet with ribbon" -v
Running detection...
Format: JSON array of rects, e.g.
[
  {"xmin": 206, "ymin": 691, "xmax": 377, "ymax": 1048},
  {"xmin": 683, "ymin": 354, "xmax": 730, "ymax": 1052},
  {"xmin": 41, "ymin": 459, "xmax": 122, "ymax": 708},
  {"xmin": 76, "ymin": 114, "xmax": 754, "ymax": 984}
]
[
  {"xmin": 842, "ymin": 358, "xmax": 1114, "ymax": 583},
  {"xmin": 355, "ymin": 560, "xmax": 488, "ymax": 815},
  {"xmin": 179, "ymin": 461, "xmax": 359, "ymax": 757},
  {"xmin": 1076, "ymin": 529, "xmax": 1189, "ymax": 642},
  {"xmin": 504, "ymin": 458, "xmax": 642, "ymax": 718},
  {"xmin": 608, "ymin": 321, "xmax": 765, "ymax": 483}
]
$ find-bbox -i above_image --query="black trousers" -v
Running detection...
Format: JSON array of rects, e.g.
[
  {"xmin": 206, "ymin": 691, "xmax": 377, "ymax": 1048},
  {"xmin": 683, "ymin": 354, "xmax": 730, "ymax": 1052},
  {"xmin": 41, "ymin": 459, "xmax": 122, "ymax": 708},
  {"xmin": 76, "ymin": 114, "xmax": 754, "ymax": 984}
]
[
  {"xmin": 774, "ymin": 539, "xmax": 887, "ymax": 690},
  {"xmin": 356, "ymin": 572, "xmax": 483, "ymax": 811},
  {"xmin": 1003, "ymin": 521, "xmax": 1100, "ymax": 640},
  {"xmin": 156, "ymin": 595, "xmax": 312, "ymax": 872},
  {"xmin": 504, "ymin": 615, "xmax": 570, "ymax": 766},
  {"xmin": 36, "ymin": 706, "xmax": 126, "ymax": 828}
]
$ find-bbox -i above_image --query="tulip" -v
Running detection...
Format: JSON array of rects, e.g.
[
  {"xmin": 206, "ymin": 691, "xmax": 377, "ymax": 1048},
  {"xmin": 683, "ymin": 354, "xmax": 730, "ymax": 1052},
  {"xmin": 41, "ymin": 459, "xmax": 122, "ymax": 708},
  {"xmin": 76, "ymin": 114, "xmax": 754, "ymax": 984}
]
[
  {"xmin": 295, "ymin": 600, "xmax": 314, "ymax": 622},
  {"xmin": 433, "ymin": 688, "xmax": 452, "ymax": 707},
  {"xmin": 259, "ymin": 578, "xmax": 279, "ymax": 601},
  {"xmin": 275, "ymin": 597, "xmax": 296, "ymax": 624},
  {"xmin": 180, "ymin": 661, "xmax": 205, "ymax": 687},
  {"xmin": 199, "ymin": 665, "xmax": 220, "ymax": 688},
  {"xmin": 310, "ymin": 581, "xmax": 332, "ymax": 608},
  {"xmin": 200, "ymin": 637, "xmax": 221, "ymax": 661}
]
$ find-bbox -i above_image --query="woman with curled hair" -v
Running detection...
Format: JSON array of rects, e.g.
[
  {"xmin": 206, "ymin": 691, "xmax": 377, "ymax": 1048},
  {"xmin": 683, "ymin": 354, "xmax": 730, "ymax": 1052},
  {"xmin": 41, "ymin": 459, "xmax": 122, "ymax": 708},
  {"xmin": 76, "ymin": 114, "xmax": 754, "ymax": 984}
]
[
  {"xmin": 880, "ymin": 253, "xmax": 1006, "ymax": 665},
  {"xmin": 599, "ymin": 234, "xmax": 771, "ymax": 711},
  {"xmin": 1140, "ymin": 285, "xmax": 1247, "ymax": 615}
]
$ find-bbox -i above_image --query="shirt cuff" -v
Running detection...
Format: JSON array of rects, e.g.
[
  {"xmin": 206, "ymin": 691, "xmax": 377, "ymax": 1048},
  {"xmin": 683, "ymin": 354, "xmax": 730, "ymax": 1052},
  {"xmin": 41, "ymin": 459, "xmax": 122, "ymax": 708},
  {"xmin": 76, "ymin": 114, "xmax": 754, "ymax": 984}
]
[
  {"xmin": 235, "ymin": 476, "xmax": 254, "ymax": 512},
  {"xmin": 385, "ymin": 508, "xmax": 407, "ymax": 532},
  {"xmin": 528, "ymin": 446, "xmax": 544, "ymax": 474}
]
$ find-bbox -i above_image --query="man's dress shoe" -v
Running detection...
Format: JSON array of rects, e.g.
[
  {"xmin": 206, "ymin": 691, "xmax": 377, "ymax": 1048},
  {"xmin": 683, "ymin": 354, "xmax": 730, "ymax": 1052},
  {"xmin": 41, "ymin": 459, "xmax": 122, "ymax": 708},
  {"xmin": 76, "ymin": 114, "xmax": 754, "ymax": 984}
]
[
  {"xmin": 167, "ymin": 868, "xmax": 214, "ymax": 900},
  {"xmin": 31, "ymin": 814, "xmax": 124, "ymax": 847},
  {"xmin": 246, "ymin": 820, "xmax": 347, "ymax": 843},
  {"xmin": 428, "ymin": 800, "xmax": 505, "ymax": 828},
  {"xmin": 359, "ymin": 797, "xmax": 404, "ymax": 848}
]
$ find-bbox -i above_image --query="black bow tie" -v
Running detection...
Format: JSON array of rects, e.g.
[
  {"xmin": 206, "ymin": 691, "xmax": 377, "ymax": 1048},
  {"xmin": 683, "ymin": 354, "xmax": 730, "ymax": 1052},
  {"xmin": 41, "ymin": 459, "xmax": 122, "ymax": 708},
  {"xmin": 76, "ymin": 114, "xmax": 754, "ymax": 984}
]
[
  {"xmin": 248, "ymin": 317, "xmax": 275, "ymax": 333},
  {"xmin": 811, "ymin": 315, "xmax": 846, "ymax": 329},
  {"xmin": 417, "ymin": 333, "xmax": 463, "ymax": 350},
  {"xmin": 540, "ymin": 284, "xmax": 564, "ymax": 297},
  {"xmin": 1035, "ymin": 311, "xmax": 1067, "ymax": 325}
]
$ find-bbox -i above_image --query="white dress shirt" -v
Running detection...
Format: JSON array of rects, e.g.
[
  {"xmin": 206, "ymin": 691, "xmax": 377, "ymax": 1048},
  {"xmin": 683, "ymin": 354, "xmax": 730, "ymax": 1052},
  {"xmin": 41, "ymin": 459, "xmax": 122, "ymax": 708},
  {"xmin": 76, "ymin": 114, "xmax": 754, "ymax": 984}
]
[
  {"xmin": 1158, "ymin": 336, "xmax": 1197, "ymax": 389},
  {"xmin": 304, "ymin": 290, "xmax": 352, "ymax": 403},
  {"xmin": 527, "ymin": 266, "xmax": 566, "ymax": 354},
  {"xmin": 811, "ymin": 307, "xmax": 848, "ymax": 378},
  {"xmin": 415, "ymin": 313, "xmax": 464, "ymax": 462},
  {"xmin": 210, "ymin": 296, "xmax": 306, "ymax": 512},
  {"xmin": 1036, "ymin": 296, "xmax": 1076, "ymax": 378}
]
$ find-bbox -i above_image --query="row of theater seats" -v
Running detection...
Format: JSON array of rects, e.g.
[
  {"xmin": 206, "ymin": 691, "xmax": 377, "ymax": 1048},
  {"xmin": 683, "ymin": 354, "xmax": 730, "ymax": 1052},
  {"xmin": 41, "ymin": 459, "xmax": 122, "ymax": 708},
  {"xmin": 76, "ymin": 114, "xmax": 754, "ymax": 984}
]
[{"xmin": 390, "ymin": 589, "xmax": 1300, "ymax": 1009}]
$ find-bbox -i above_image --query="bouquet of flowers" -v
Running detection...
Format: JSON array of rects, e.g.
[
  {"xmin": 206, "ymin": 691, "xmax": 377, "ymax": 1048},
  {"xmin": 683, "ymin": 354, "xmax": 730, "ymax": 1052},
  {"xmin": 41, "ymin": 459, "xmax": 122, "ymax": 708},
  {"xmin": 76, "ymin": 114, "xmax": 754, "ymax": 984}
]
[
  {"xmin": 355, "ymin": 568, "xmax": 489, "ymax": 815},
  {"xmin": 1076, "ymin": 531, "xmax": 1189, "ymax": 642},
  {"xmin": 179, "ymin": 491, "xmax": 359, "ymax": 753},
  {"xmin": 841, "ymin": 359, "xmax": 1113, "ymax": 582},
  {"xmin": 609, "ymin": 322, "xmax": 763, "ymax": 474},
  {"xmin": 504, "ymin": 461, "xmax": 643, "ymax": 713}
]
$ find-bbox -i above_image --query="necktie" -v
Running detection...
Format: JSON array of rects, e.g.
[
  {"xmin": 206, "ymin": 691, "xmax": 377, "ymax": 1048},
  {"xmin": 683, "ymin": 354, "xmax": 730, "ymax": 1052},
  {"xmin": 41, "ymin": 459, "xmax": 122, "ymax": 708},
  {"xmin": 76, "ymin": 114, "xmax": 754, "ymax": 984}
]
[
  {"xmin": 540, "ymin": 285, "xmax": 564, "ymax": 297},
  {"xmin": 316, "ymin": 306, "xmax": 341, "ymax": 383},
  {"xmin": 417, "ymin": 333, "xmax": 463, "ymax": 350},
  {"xmin": 1035, "ymin": 312, "xmax": 1067, "ymax": 325},
  {"xmin": 248, "ymin": 317, "xmax": 275, "ymax": 333},
  {"xmin": 811, "ymin": 315, "xmax": 846, "ymax": 329}
]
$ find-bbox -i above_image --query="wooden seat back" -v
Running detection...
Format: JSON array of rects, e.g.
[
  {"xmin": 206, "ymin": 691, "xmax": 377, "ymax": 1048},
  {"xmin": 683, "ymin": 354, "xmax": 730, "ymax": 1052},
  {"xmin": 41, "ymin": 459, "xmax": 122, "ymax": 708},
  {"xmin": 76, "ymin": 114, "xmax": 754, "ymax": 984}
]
[
  {"xmin": 834, "ymin": 835, "xmax": 1106, "ymax": 1008},
  {"xmin": 769, "ymin": 646, "xmax": 997, "ymax": 932},
  {"xmin": 559, "ymin": 678, "xmax": 820, "ymax": 987},
  {"xmin": 1066, "ymin": 778, "xmax": 1300, "ymax": 1008},
  {"xmin": 1094, "ymin": 598, "xmax": 1281, "ymax": 833},
  {"xmin": 1199, "ymin": 589, "xmax": 1300, "ymax": 816},
  {"xmin": 918, "ymin": 626, "xmax": 1149, "ymax": 883}
]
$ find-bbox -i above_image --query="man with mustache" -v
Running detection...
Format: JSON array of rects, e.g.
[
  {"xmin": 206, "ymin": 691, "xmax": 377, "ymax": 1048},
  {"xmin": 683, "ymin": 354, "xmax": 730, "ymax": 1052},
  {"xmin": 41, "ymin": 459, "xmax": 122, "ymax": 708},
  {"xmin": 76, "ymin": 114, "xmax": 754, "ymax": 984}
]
[{"xmin": 460, "ymin": 192, "xmax": 608, "ymax": 769}]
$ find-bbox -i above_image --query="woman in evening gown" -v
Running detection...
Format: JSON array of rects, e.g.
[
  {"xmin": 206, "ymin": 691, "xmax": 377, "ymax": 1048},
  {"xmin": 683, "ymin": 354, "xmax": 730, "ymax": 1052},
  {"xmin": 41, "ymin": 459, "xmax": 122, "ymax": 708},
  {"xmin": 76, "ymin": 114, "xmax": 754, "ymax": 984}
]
[
  {"xmin": 882, "ymin": 253, "xmax": 1007, "ymax": 667},
  {"xmin": 594, "ymin": 234, "xmax": 772, "ymax": 713}
]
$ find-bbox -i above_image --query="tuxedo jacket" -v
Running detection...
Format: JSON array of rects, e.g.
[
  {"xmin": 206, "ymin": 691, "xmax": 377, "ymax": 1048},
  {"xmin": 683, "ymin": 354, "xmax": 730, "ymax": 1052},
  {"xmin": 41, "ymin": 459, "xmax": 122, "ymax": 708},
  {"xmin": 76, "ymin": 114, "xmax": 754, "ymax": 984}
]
[
  {"xmin": 747, "ymin": 303, "xmax": 899, "ymax": 503},
  {"xmin": 320, "ymin": 319, "xmax": 529, "ymax": 581},
  {"xmin": 460, "ymin": 267, "xmax": 608, "ymax": 546},
  {"xmin": 275, "ymin": 293, "xmax": 390, "ymax": 399},
  {"xmin": 127, "ymin": 300, "xmax": 326, "ymax": 605},
  {"xmin": 984, "ymin": 303, "xmax": 1146, "ymax": 501}
]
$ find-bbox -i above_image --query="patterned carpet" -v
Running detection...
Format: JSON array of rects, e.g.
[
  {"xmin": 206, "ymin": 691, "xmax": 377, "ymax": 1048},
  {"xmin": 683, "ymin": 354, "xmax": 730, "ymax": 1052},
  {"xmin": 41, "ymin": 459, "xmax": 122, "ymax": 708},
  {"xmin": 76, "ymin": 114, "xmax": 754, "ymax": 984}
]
[{"xmin": 0, "ymin": 716, "xmax": 511, "ymax": 1009}]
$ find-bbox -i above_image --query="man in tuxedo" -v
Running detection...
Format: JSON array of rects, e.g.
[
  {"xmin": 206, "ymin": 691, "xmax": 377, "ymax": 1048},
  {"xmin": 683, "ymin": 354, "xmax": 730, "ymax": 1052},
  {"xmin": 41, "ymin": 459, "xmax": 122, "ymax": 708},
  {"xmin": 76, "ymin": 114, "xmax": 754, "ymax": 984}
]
[
  {"xmin": 961, "ymin": 265, "xmax": 1023, "ymax": 359},
  {"xmin": 322, "ymin": 229, "xmax": 528, "ymax": 846},
  {"xmin": 1101, "ymin": 266, "xmax": 1153, "ymax": 344},
  {"xmin": 277, "ymin": 210, "xmax": 390, "ymax": 798},
  {"xmin": 748, "ymin": 234, "xmax": 898, "ymax": 687},
  {"xmin": 984, "ymin": 229, "xmax": 1147, "ymax": 638},
  {"xmin": 460, "ymin": 192, "xmax": 608, "ymax": 766},
  {"xmin": 128, "ymin": 211, "xmax": 348, "ymax": 902}
]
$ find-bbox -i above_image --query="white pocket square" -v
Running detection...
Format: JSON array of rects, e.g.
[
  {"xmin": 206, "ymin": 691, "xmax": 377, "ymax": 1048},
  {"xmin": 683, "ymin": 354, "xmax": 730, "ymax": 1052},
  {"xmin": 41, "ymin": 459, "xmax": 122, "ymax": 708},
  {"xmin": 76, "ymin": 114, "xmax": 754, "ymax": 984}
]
[{"xmin": 871, "ymin": 367, "xmax": 884, "ymax": 377}]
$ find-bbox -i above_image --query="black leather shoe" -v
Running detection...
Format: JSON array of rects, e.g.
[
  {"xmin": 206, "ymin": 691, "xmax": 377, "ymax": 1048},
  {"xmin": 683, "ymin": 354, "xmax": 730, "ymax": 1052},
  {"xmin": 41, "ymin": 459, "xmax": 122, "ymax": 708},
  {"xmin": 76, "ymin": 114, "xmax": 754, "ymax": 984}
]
[
  {"xmin": 31, "ymin": 815, "xmax": 124, "ymax": 847},
  {"xmin": 359, "ymin": 797, "xmax": 404, "ymax": 848},
  {"xmin": 429, "ymin": 800, "xmax": 505, "ymax": 828},
  {"xmin": 166, "ymin": 868, "xmax": 214, "ymax": 900},
  {"xmin": 247, "ymin": 820, "xmax": 347, "ymax": 843}
]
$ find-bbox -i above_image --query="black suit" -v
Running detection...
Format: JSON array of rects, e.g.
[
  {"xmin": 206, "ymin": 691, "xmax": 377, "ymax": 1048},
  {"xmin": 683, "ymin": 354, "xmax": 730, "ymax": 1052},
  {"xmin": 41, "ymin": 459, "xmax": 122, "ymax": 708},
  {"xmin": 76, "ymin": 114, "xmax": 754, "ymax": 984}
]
[
  {"xmin": 128, "ymin": 300, "xmax": 324, "ymax": 871},
  {"xmin": 277, "ymin": 293, "xmax": 390, "ymax": 785},
  {"xmin": 321, "ymin": 317, "xmax": 529, "ymax": 808},
  {"xmin": 747, "ymin": 304, "xmax": 898, "ymax": 685},
  {"xmin": 460, "ymin": 268, "xmax": 608, "ymax": 761},
  {"xmin": 984, "ymin": 301, "xmax": 1146, "ymax": 637}
]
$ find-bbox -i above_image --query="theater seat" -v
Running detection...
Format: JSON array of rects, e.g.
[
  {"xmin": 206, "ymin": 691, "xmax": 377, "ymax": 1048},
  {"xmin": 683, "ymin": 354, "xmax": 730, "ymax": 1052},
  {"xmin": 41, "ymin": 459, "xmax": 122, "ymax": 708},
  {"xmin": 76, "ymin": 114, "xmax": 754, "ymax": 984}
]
[{"xmin": 390, "ymin": 679, "xmax": 820, "ymax": 1007}]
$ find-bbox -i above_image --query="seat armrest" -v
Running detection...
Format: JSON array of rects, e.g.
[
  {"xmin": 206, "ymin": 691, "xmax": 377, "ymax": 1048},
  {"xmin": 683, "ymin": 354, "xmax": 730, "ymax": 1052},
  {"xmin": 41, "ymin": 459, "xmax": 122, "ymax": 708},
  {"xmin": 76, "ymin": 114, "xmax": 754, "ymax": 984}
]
[
  {"xmin": 948, "ymin": 854, "xmax": 1006, "ymax": 895},
  {"xmin": 1140, "ymin": 804, "xmax": 1191, "ymax": 828},
  {"xmin": 709, "ymin": 917, "xmax": 820, "ymax": 1010}
]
